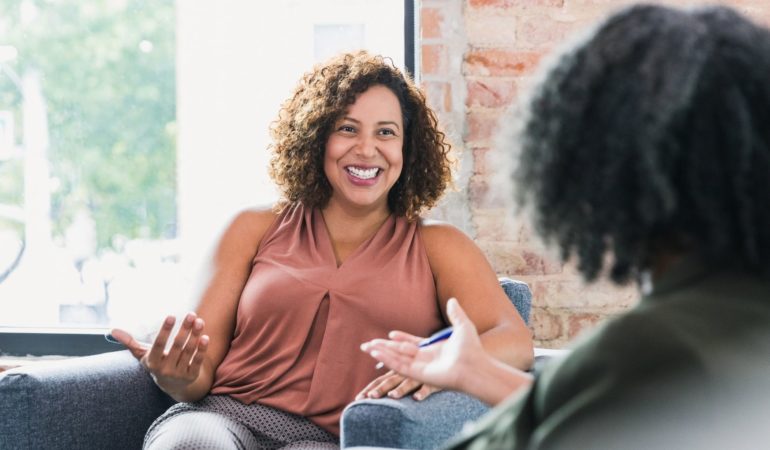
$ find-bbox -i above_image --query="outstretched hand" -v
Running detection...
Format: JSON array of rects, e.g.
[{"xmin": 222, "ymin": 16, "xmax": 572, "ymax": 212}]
[
  {"xmin": 110, "ymin": 312, "xmax": 209, "ymax": 397},
  {"xmin": 360, "ymin": 298, "xmax": 484, "ymax": 393}
]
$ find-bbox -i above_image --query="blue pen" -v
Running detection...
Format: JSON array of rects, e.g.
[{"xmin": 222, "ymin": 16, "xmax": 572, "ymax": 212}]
[
  {"xmin": 375, "ymin": 326, "xmax": 453, "ymax": 370},
  {"xmin": 418, "ymin": 326, "xmax": 453, "ymax": 347}
]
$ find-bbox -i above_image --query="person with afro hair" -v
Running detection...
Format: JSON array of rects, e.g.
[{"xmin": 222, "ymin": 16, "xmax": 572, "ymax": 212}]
[{"xmin": 363, "ymin": 4, "xmax": 770, "ymax": 448}]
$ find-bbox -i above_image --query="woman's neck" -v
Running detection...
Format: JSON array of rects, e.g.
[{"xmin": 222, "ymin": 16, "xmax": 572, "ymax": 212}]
[{"xmin": 321, "ymin": 201, "xmax": 391, "ymax": 251}]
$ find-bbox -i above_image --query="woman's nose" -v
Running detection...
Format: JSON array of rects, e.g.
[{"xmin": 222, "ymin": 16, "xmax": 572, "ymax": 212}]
[{"xmin": 355, "ymin": 135, "xmax": 377, "ymax": 157}]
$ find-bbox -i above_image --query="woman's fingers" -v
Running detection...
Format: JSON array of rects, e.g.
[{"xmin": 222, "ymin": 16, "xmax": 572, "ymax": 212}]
[
  {"xmin": 177, "ymin": 317, "xmax": 205, "ymax": 370},
  {"xmin": 385, "ymin": 377, "xmax": 421, "ymax": 399},
  {"xmin": 355, "ymin": 371, "xmax": 399, "ymax": 400},
  {"xmin": 146, "ymin": 315, "xmax": 176, "ymax": 368},
  {"xmin": 109, "ymin": 328, "xmax": 148, "ymax": 360},
  {"xmin": 369, "ymin": 373, "xmax": 406, "ymax": 398},
  {"xmin": 118, "ymin": 313, "xmax": 208, "ymax": 394},
  {"xmin": 413, "ymin": 384, "xmax": 441, "ymax": 401},
  {"xmin": 364, "ymin": 372, "xmax": 407, "ymax": 399},
  {"xmin": 186, "ymin": 334, "xmax": 210, "ymax": 377},
  {"xmin": 167, "ymin": 313, "xmax": 197, "ymax": 365}
]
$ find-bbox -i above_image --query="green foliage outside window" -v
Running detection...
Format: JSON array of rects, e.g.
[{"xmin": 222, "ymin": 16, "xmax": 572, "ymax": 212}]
[{"xmin": 0, "ymin": 0, "xmax": 176, "ymax": 250}]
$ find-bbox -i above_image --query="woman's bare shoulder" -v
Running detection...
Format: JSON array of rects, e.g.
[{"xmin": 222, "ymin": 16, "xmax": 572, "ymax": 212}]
[
  {"xmin": 222, "ymin": 206, "xmax": 280, "ymax": 248},
  {"xmin": 419, "ymin": 218, "xmax": 471, "ymax": 247},
  {"xmin": 235, "ymin": 206, "xmax": 279, "ymax": 227}
]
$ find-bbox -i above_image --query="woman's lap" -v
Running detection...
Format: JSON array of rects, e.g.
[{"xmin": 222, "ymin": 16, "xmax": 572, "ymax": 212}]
[{"xmin": 144, "ymin": 395, "xmax": 339, "ymax": 450}]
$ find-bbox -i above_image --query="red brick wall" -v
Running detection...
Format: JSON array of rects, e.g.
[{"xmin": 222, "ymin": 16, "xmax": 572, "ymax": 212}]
[{"xmin": 420, "ymin": 0, "xmax": 770, "ymax": 347}]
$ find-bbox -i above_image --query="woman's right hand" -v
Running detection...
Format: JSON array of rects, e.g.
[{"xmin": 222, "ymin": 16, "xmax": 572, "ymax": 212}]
[{"xmin": 110, "ymin": 312, "xmax": 210, "ymax": 397}]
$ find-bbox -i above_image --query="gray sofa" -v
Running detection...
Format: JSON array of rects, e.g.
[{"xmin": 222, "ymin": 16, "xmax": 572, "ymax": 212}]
[{"xmin": 0, "ymin": 279, "xmax": 531, "ymax": 450}]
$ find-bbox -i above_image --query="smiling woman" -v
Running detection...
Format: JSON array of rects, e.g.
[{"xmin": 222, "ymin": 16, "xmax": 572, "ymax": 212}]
[
  {"xmin": 105, "ymin": 51, "xmax": 532, "ymax": 447},
  {"xmin": 112, "ymin": 51, "xmax": 444, "ymax": 440}
]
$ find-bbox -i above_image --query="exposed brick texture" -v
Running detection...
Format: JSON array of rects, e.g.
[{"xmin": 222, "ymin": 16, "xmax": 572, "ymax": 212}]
[
  {"xmin": 465, "ymin": 109, "xmax": 502, "ymax": 145},
  {"xmin": 529, "ymin": 308, "xmax": 564, "ymax": 341},
  {"xmin": 468, "ymin": 0, "xmax": 565, "ymax": 9},
  {"xmin": 421, "ymin": 0, "xmax": 767, "ymax": 347},
  {"xmin": 465, "ymin": 11, "xmax": 518, "ymax": 47},
  {"xmin": 421, "ymin": 44, "xmax": 447, "ymax": 75},
  {"xmin": 466, "ymin": 79, "xmax": 518, "ymax": 108},
  {"xmin": 464, "ymin": 49, "xmax": 543, "ymax": 76},
  {"xmin": 421, "ymin": 8, "xmax": 443, "ymax": 39},
  {"xmin": 473, "ymin": 208, "xmax": 533, "ymax": 243}
]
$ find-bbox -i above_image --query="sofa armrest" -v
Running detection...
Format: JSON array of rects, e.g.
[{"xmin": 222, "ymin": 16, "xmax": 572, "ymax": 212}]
[
  {"xmin": 499, "ymin": 277, "xmax": 532, "ymax": 325},
  {"xmin": 0, "ymin": 350, "xmax": 175, "ymax": 450},
  {"xmin": 341, "ymin": 391, "xmax": 489, "ymax": 450}
]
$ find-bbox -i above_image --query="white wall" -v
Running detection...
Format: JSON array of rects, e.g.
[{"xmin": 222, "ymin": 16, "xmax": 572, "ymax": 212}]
[{"xmin": 176, "ymin": 0, "xmax": 404, "ymax": 271}]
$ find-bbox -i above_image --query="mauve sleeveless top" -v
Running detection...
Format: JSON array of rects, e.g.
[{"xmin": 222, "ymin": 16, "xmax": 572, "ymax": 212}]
[{"xmin": 210, "ymin": 202, "xmax": 443, "ymax": 435}]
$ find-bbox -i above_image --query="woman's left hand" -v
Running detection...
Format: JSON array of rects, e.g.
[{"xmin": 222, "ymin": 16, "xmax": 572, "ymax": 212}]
[{"xmin": 355, "ymin": 370, "xmax": 441, "ymax": 401}]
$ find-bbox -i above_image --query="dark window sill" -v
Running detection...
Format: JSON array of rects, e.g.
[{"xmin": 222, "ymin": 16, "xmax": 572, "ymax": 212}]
[{"xmin": 0, "ymin": 327, "xmax": 122, "ymax": 357}]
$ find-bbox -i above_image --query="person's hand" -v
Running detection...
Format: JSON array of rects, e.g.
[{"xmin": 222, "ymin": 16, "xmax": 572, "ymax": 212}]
[
  {"xmin": 360, "ymin": 298, "xmax": 484, "ymax": 392},
  {"xmin": 110, "ymin": 312, "xmax": 209, "ymax": 396},
  {"xmin": 355, "ymin": 369, "xmax": 441, "ymax": 402}
]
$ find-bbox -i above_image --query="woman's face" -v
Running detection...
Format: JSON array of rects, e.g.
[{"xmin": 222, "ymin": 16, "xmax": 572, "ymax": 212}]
[{"xmin": 324, "ymin": 84, "xmax": 404, "ymax": 213}]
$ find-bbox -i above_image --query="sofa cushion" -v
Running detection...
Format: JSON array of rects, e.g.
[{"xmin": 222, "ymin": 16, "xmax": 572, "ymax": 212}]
[{"xmin": 0, "ymin": 350, "xmax": 174, "ymax": 450}]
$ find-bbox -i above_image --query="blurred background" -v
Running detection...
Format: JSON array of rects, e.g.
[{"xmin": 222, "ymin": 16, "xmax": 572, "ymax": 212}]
[{"xmin": 0, "ymin": 0, "xmax": 406, "ymax": 339}]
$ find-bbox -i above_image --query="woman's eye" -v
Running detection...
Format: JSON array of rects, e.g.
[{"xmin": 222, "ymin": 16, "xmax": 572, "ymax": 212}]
[
  {"xmin": 379, "ymin": 128, "xmax": 396, "ymax": 136},
  {"xmin": 339, "ymin": 125, "xmax": 356, "ymax": 133}
]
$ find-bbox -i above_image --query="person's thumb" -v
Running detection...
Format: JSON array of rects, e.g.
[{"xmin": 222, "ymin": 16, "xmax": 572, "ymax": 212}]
[
  {"xmin": 446, "ymin": 297, "xmax": 473, "ymax": 330},
  {"xmin": 110, "ymin": 328, "xmax": 147, "ymax": 360}
]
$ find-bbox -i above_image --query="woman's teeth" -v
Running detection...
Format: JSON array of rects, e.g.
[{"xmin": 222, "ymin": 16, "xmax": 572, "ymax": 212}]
[{"xmin": 347, "ymin": 166, "xmax": 379, "ymax": 179}]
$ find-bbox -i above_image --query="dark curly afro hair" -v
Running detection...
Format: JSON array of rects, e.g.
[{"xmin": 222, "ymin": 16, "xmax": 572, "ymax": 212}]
[
  {"xmin": 514, "ymin": 4, "xmax": 770, "ymax": 284},
  {"xmin": 269, "ymin": 51, "xmax": 452, "ymax": 220}
]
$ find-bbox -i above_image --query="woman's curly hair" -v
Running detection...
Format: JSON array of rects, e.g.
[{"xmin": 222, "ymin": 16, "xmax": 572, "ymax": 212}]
[
  {"xmin": 269, "ymin": 51, "xmax": 452, "ymax": 220},
  {"xmin": 514, "ymin": 4, "xmax": 770, "ymax": 284}
]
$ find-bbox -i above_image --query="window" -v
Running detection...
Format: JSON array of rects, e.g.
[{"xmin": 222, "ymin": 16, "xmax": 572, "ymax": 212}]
[{"xmin": 0, "ymin": 0, "xmax": 416, "ymax": 356}]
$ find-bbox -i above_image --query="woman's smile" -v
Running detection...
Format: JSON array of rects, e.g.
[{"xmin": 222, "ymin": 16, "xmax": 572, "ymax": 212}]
[{"xmin": 345, "ymin": 165, "xmax": 382, "ymax": 185}]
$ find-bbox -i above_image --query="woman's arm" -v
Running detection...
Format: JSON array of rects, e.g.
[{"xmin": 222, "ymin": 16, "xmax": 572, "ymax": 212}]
[
  {"xmin": 184, "ymin": 209, "xmax": 276, "ymax": 399},
  {"xmin": 420, "ymin": 221, "xmax": 534, "ymax": 370},
  {"xmin": 357, "ymin": 221, "xmax": 534, "ymax": 402},
  {"xmin": 112, "ymin": 208, "xmax": 277, "ymax": 402}
]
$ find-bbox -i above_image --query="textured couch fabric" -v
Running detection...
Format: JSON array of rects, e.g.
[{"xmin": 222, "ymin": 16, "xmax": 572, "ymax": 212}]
[
  {"xmin": 500, "ymin": 277, "xmax": 531, "ymax": 325},
  {"xmin": 0, "ymin": 279, "xmax": 531, "ymax": 450},
  {"xmin": 341, "ymin": 391, "xmax": 489, "ymax": 450},
  {"xmin": 340, "ymin": 278, "xmax": 532, "ymax": 449},
  {"xmin": 0, "ymin": 350, "xmax": 174, "ymax": 450}
]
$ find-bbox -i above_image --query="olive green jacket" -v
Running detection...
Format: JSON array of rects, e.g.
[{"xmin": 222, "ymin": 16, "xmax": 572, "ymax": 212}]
[{"xmin": 447, "ymin": 261, "xmax": 770, "ymax": 449}]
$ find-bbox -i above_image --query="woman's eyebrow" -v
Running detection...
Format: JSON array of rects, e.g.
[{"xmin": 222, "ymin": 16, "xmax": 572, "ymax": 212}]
[
  {"xmin": 377, "ymin": 121, "xmax": 401, "ymax": 131},
  {"xmin": 341, "ymin": 116, "xmax": 401, "ymax": 131}
]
